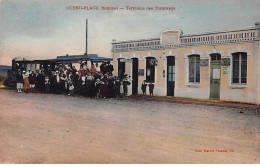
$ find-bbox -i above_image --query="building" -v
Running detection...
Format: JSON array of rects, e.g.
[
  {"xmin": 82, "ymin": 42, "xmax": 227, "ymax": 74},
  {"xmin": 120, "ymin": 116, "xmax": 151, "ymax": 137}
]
[{"xmin": 112, "ymin": 22, "xmax": 260, "ymax": 104}]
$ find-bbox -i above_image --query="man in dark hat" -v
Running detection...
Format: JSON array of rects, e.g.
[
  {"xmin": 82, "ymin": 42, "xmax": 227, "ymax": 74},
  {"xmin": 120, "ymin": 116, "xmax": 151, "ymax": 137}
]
[
  {"xmin": 106, "ymin": 61, "xmax": 114, "ymax": 75},
  {"xmin": 148, "ymin": 82, "xmax": 154, "ymax": 96},
  {"xmin": 141, "ymin": 80, "xmax": 147, "ymax": 96},
  {"xmin": 106, "ymin": 73, "xmax": 115, "ymax": 98},
  {"xmin": 100, "ymin": 62, "xmax": 107, "ymax": 74},
  {"xmin": 114, "ymin": 77, "xmax": 121, "ymax": 98}
]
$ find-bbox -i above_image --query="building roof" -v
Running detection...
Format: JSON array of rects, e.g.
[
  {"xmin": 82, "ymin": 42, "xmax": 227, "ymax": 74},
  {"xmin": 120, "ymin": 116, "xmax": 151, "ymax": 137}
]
[
  {"xmin": 112, "ymin": 37, "xmax": 160, "ymax": 44},
  {"xmin": 111, "ymin": 25, "xmax": 259, "ymax": 45}
]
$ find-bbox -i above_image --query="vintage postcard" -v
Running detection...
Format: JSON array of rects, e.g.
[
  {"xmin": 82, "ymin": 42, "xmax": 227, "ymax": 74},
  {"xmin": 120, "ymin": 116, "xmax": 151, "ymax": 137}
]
[{"xmin": 0, "ymin": 0, "xmax": 260, "ymax": 164}]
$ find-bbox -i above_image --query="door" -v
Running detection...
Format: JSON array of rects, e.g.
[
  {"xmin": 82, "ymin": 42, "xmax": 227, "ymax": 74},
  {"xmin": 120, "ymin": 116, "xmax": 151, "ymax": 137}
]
[
  {"xmin": 118, "ymin": 58, "xmax": 125, "ymax": 80},
  {"xmin": 167, "ymin": 56, "xmax": 175, "ymax": 96},
  {"xmin": 210, "ymin": 54, "xmax": 221, "ymax": 100},
  {"xmin": 132, "ymin": 58, "xmax": 138, "ymax": 95}
]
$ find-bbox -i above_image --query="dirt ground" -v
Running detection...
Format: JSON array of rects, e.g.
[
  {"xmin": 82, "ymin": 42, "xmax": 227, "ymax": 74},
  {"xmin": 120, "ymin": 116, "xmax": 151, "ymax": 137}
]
[{"xmin": 0, "ymin": 89, "xmax": 259, "ymax": 164}]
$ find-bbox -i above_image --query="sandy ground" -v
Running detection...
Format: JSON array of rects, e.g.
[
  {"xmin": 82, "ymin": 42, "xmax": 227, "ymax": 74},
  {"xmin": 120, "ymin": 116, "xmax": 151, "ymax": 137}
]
[{"xmin": 0, "ymin": 89, "xmax": 259, "ymax": 164}]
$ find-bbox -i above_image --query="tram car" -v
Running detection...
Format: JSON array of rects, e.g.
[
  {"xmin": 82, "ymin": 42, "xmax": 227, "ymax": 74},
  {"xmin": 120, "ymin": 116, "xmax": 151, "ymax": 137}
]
[{"xmin": 6, "ymin": 54, "xmax": 112, "ymax": 88}]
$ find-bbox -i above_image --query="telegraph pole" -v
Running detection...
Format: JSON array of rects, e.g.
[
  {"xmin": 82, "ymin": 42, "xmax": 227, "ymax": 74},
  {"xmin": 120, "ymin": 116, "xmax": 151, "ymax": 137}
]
[{"xmin": 85, "ymin": 18, "xmax": 88, "ymax": 56}]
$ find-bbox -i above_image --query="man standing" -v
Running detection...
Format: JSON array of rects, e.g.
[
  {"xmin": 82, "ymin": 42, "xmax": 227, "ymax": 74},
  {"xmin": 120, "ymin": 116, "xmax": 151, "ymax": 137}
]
[
  {"xmin": 106, "ymin": 61, "xmax": 114, "ymax": 75},
  {"xmin": 114, "ymin": 77, "xmax": 121, "ymax": 98},
  {"xmin": 148, "ymin": 82, "xmax": 154, "ymax": 96},
  {"xmin": 141, "ymin": 80, "xmax": 147, "ymax": 96},
  {"xmin": 122, "ymin": 74, "xmax": 131, "ymax": 96}
]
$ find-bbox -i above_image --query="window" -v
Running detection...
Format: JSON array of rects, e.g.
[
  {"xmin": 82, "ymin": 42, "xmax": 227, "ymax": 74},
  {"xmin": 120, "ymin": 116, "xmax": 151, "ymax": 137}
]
[
  {"xmin": 168, "ymin": 65, "xmax": 175, "ymax": 82},
  {"xmin": 189, "ymin": 55, "xmax": 200, "ymax": 83},
  {"xmin": 211, "ymin": 54, "xmax": 221, "ymax": 61},
  {"xmin": 146, "ymin": 57, "xmax": 156, "ymax": 82},
  {"xmin": 232, "ymin": 52, "xmax": 247, "ymax": 84}
]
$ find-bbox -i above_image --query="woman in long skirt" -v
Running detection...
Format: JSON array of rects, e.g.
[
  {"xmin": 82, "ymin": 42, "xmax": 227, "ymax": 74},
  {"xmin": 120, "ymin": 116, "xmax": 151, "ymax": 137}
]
[
  {"xmin": 23, "ymin": 71, "xmax": 30, "ymax": 93},
  {"xmin": 100, "ymin": 76, "xmax": 107, "ymax": 98}
]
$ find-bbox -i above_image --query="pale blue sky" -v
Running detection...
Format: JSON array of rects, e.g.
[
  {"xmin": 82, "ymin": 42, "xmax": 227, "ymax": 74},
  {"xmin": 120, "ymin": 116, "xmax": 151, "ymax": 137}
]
[{"xmin": 0, "ymin": 0, "xmax": 260, "ymax": 65}]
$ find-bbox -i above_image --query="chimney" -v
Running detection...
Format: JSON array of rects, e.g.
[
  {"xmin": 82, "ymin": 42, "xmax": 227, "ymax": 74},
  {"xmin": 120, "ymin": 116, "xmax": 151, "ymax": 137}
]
[{"xmin": 85, "ymin": 18, "xmax": 88, "ymax": 56}]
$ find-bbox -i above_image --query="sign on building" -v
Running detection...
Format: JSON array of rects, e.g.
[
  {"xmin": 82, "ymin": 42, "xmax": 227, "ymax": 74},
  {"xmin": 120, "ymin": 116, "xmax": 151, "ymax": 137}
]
[
  {"xmin": 213, "ymin": 68, "xmax": 221, "ymax": 79},
  {"xmin": 223, "ymin": 66, "xmax": 228, "ymax": 74},
  {"xmin": 200, "ymin": 59, "xmax": 209, "ymax": 67},
  {"xmin": 138, "ymin": 69, "xmax": 144, "ymax": 76},
  {"xmin": 221, "ymin": 58, "xmax": 230, "ymax": 66}
]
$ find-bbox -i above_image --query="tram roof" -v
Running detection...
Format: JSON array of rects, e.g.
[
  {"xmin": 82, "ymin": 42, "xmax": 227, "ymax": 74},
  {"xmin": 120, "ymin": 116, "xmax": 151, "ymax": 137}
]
[{"xmin": 13, "ymin": 54, "xmax": 112, "ymax": 64}]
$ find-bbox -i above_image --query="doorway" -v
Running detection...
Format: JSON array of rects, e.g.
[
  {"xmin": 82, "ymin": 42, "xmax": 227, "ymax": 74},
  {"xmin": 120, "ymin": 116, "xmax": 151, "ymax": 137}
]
[
  {"xmin": 132, "ymin": 58, "xmax": 138, "ymax": 95},
  {"xmin": 167, "ymin": 56, "xmax": 175, "ymax": 96},
  {"xmin": 210, "ymin": 54, "xmax": 221, "ymax": 100}
]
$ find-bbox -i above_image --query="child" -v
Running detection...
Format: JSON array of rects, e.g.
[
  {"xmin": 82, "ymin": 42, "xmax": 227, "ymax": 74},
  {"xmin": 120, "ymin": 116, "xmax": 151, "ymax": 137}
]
[
  {"xmin": 94, "ymin": 79, "xmax": 102, "ymax": 98},
  {"xmin": 45, "ymin": 76, "xmax": 50, "ymax": 94},
  {"xmin": 148, "ymin": 82, "xmax": 154, "ymax": 96},
  {"xmin": 81, "ymin": 75, "xmax": 86, "ymax": 86},
  {"xmin": 67, "ymin": 78, "xmax": 74, "ymax": 96},
  {"xmin": 141, "ymin": 80, "xmax": 147, "ymax": 96}
]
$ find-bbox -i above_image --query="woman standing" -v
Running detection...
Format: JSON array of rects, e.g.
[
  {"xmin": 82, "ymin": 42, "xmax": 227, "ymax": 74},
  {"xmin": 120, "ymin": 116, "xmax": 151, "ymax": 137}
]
[
  {"xmin": 100, "ymin": 74, "xmax": 108, "ymax": 98},
  {"xmin": 28, "ymin": 71, "xmax": 36, "ymax": 90},
  {"xmin": 23, "ymin": 71, "xmax": 30, "ymax": 93}
]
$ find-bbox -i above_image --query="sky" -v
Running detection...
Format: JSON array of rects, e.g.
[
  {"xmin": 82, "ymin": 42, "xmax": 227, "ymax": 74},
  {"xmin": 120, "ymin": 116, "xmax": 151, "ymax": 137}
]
[{"xmin": 0, "ymin": 0, "xmax": 260, "ymax": 65}]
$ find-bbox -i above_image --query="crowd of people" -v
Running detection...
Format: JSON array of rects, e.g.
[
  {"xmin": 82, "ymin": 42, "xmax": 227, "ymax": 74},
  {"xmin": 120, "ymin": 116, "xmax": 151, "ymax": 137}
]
[{"xmin": 15, "ymin": 61, "xmax": 133, "ymax": 98}]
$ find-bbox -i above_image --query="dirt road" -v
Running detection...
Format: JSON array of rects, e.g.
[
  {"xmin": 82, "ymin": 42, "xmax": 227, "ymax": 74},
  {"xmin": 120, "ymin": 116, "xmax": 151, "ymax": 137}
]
[{"xmin": 0, "ymin": 89, "xmax": 259, "ymax": 163}]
